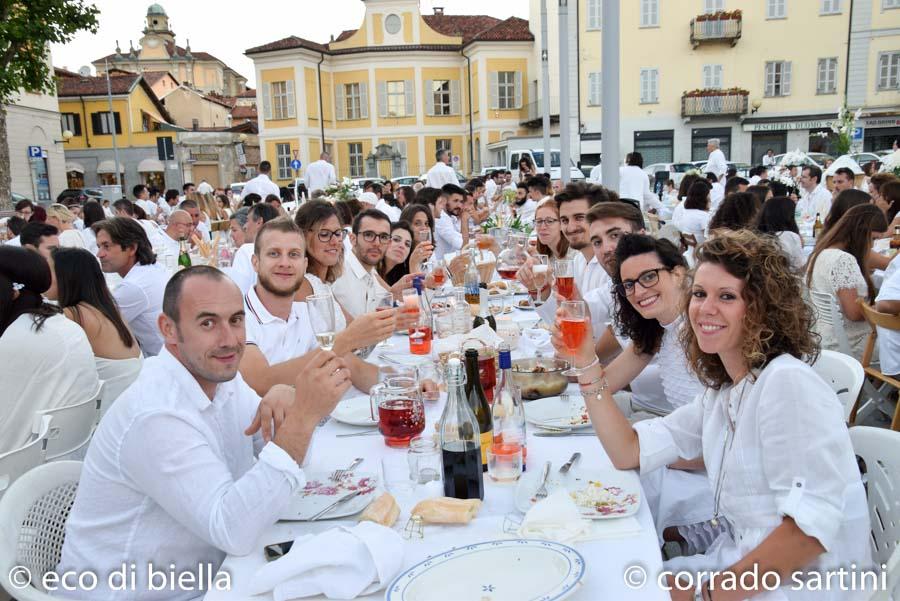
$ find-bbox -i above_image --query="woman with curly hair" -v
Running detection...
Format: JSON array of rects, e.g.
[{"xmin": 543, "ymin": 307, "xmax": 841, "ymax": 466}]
[{"xmin": 560, "ymin": 230, "xmax": 870, "ymax": 600}]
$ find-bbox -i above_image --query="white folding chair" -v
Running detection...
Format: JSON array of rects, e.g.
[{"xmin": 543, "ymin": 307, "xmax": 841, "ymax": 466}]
[
  {"xmin": 811, "ymin": 350, "xmax": 865, "ymax": 423},
  {"xmin": 0, "ymin": 461, "xmax": 81, "ymax": 601},
  {"xmin": 0, "ymin": 421, "xmax": 50, "ymax": 500},
  {"xmin": 32, "ymin": 381, "xmax": 104, "ymax": 462},
  {"xmin": 810, "ymin": 290, "xmax": 853, "ymax": 356},
  {"xmin": 849, "ymin": 427, "xmax": 900, "ymax": 601}
]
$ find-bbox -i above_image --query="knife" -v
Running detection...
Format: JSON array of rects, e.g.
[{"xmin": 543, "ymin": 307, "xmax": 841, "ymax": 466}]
[
  {"xmin": 559, "ymin": 452, "xmax": 581, "ymax": 474},
  {"xmin": 533, "ymin": 431, "xmax": 596, "ymax": 437},
  {"xmin": 308, "ymin": 490, "xmax": 363, "ymax": 521}
]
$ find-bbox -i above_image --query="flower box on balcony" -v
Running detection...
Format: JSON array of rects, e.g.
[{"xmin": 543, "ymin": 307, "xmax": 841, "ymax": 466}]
[
  {"xmin": 681, "ymin": 89, "xmax": 749, "ymax": 118},
  {"xmin": 690, "ymin": 12, "xmax": 742, "ymax": 47}
]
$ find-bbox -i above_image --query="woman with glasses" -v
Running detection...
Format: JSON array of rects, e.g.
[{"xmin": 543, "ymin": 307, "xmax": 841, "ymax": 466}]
[
  {"xmin": 533, "ymin": 198, "xmax": 576, "ymax": 260},
  {"xmin": 295, "ymin": 200, "xmax": 350, "ymax": 331}
]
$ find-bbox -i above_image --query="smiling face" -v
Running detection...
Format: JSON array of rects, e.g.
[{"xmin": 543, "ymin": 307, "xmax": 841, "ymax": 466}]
[
  {"xmin": 559, "ymin": 199, "xmax": 590, "ymax": 250},
  {"xmin": 408, "ymin": 208, "xmax": 431, "ymax": 235},
  {"xmin": 252, "ymin": 229, "xmax": 307, "ymax": 297},
  {"xmin": 619, "ymin": 252, "xmax": 683, "ymax": 324},
  {"xmin": 590, "ymin": 217, "xmax": 641, "ymax": 275},
  {"xmin": 307, "ymin": 215, "xmax": 343, "ymax": 269},
  {"xmin": 352, "ymin": 215, "xmax": 391, "ymax": 267},
  {"xmin": 387, "ymin": 227, "xmax": 412, "ymax": 264},
  {"xmin": 688, "ymin": 261, "xmax": 747, "ymax": 364},
  {"xmin": 535, "ymin": 205, "xmax": 561, "ymax": 248}
]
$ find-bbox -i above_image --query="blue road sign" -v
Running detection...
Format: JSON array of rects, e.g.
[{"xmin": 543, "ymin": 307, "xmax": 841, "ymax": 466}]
[
  {"xmin": 291, "ymin": 159, "xmax": 302, "ymax": 171},
  {"xmin": 27, "ymin": 146, "xmax": 42, "ymax": 158}
]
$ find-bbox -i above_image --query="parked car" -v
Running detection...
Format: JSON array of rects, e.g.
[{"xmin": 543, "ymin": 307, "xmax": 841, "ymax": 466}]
[
  {"xmin": 391, "ymin": 176, "xmax": 422, "ymax": 187},
  {"xmin": 415, "ymin": 171, "xmax": 467, "ymax": 185},
  {"xmin": 508, "ymin": 149, "xmax": 584, "ymax": 182},
  {"xmin": 690, "ymin": 160, "xmax": 751, "ymax": 178},
  {"xmin": 479, "ymin": 166, "xmax": 506, "ymax": 177},
  {"xmin": 849, "ymin": 153, "xmax": 883, "ymax": 169},
  {"xmin": 644, "ymin": 163, "xmax": 695, "ymax": 186},
  {"xmin": 56, "ymin": 188, "xmax": 104, "ymax": 204},
  {"xmin": 771, "ymin": 152, "xmax": 833, "ymax": 168}
]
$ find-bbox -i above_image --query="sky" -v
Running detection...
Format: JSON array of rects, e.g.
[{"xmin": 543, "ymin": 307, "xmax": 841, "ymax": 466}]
[{"xmin": 50, "ymin": 0, "xmax": 529, "ymax": 88}]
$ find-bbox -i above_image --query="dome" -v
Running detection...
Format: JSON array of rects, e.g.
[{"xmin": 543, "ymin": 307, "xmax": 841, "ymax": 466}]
[{"xmin": 147, "ymin": 4, "xmax": 167, "ymax": 16}]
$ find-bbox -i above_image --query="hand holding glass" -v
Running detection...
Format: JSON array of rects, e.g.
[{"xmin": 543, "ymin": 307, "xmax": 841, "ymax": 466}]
[
  {"xmin": 559, "ymin": 300, "xmax": 588, "ymax": 376},
  {"xmin": 307, "ymin": 294, "xmax": 337, "ymax": 351}
]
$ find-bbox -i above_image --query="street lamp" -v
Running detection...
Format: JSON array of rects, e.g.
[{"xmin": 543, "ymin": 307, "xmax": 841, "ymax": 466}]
[
  {"xmin": 55, "ymin": 130, "xmax": 73, "ymax": 144},
  {"xmin": 751, "ymin": 99, "xmax": 762, "ymax": 114}
]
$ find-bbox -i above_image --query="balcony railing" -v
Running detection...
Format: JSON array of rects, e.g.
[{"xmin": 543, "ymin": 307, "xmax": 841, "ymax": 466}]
[
  {"xmin": 690, "ymin": 14, "xmax": 742, "ymax": 47},
  {"xmin": 521, "ymin": 96, "xmax": 560, "ymax": 127},
  {"xmin": 681, "ymin": 90, "xmax": 749, "ymax": 118}
]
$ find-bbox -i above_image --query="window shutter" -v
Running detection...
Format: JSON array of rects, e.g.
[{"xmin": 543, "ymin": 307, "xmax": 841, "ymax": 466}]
[
  {"xmin": 286, "ymin": 80, "xmax": 296, "ymax": 118},
  {"xmin": 335, "ymin": 84, "xmax": 345, "ymax": 120},
  {"xmin": 764, "ymin": 63, "xmax": 774, "ymax": 96},
  {"xmin": 640, "ymin": 71, "xmax": 648, "ymax": 102},
  {"xmin": 513, "ymin": 72, "xmax": 522, "ymax": 109},
  {"xmin": 405, "ymin": 80, "xmax": 414, "ymax": 116},
  {"xmin": 489, "ymin": 72, "xmax": 499, "ymax": 110},
  {"xmin": 449, "ymin": 79, "xmax": 460, "ymax": 115},
  {"xmin": 359, "ymin": 81, "xmax": 369, "ymax": 119},
  {"xmin": 782, "ymin": 62, "xmax": 792, "ymax": 95},
  {"xmin": 703, "ymin": 65, "xmax": 712, "ymax": 88},
  {"xmin": 262, "ymin": 83, "xmax": 272, "ymax": 120},
  {"xmin": 72, "ymin": 114, "xmax": 81, "ymax": 136},
  {"xmin": 713, "ymin": 65, "xmax": 722, "ymax": 88},
  {"xmin": 425, "ymin": 80, "xmax": 434, "ymax": 115},
  {"xmin": 114, "ymin": 112, "xmax": 122, "ymax": 134},
  {"xmin": 652, "ymin": 70, "xmax": 659, "ymax": 101},
  {"xmin": 377, "ymin": 81, "xmax": 388, "ymax": 118},
  {"xmin": 91, "ymin": 112, "xmax": 101, "ymax": 135}
]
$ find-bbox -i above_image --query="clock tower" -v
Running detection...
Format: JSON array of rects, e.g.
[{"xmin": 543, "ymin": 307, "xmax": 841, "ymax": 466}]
[{"xmin": 139, "ymin": 4, "xmax": 174, "ymax": 59}]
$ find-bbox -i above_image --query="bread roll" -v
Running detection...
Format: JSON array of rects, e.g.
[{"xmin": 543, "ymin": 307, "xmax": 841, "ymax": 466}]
[
  {"xmin": 358, "ymin": 492, "xmax": 400, "ymax": 527},
  {"xmin": 411, "ymin": 497, "xmax": 482, "ymax": 524}
]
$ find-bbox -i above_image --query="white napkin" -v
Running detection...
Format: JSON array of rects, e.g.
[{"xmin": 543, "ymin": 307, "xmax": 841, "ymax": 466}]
[
  {"xmin": 248, "ymin": 522, "xmax": 404, "ymax": 600},
  {"xmin": 517, "ymin": 328, "xmax": 554, "ymax": 357},
  {"xmin": 518, "ymin": 490, "xmax": 643, "ymax": 542}
]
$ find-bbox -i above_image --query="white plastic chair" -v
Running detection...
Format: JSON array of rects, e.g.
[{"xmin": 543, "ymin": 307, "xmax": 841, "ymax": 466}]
[
  {"xmin": 0, "ymin": 461, "xmax": 82, "ymax": 601},
  {"xmin": 32, "ymin": 381, "xmax": 104, "ymax": 461},
  {"xmin": 0, "ymin": 421, "xmax": 49, "ymax": 500},
  {"xmin": 849, "ymin": 427, "xmax": 900, "ymax": 601},
  {"xmin": 811, "ymin": 350, "xmax": 865, "ymax": 423},
  {"xmin": 810, "ymin": 290, "xmax": 853, "ymax": 356}
]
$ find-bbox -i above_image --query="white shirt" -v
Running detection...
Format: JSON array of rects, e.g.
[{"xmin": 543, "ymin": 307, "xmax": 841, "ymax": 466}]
[
  {"xmin": 634, "ymin": 356, "xmax": 871, "ymax": 600},
  {"xmin": 305, "ymin": 273, "xmax": 347, "ymax": 332},
  {"xmin": 588, "ymin": 164, "xmax": 603, "ymax": 184},
  {"xmin": 56, "ymin": 348, "xmax": 303, "ymax": 601},
  {"xmin": 197, "ymin": 181, "xmax": 214, "ymax": 195},
  {"xmin": 796, "ymin": 185, "xmax": 833, "ymax": 221},
  {"xmin": 157, "ymin": 198, "xmax": 173, "ymax": 218},
  {"xmin": 876, "ymin": 267, "xmax": 900, "ymax": 376},
  {"xmin": 113, "ymin": 262, "xmax": 168, "ymax": 357},
  {"xmin": 195, "ymin": 219, "xmax": 211, "ymax": 241},
  {"xmin": 225, "ymin": 243, "xmax": 256, "ymax": 295},
  {"xmin": 156, "ymin": 231, "xmax": 181, "ymax": 261},
  {"xmin": 0, "ymin": 313, "xmax": 98, "ymax": 455},
  {"xmin": 619, "ymin": 165, "xmax": 662, "ymax": 213},
  {"xmin": 536, "ymin": 254, "xmax": 609, "ymax": 326},
  {"xmin": 73, "ymin": 218, "xmax": 84, "ymax": 231},
  {"xmin": 58, "ymin": 228, "xmax": 85, "ymax": 249},
  {"xmin": 331, "ymin": 249, "xmax": 390, "ymax": 319},
  {"xmin": 485, "ymin": 178, "xmax": 498, "ymax": 201},
  {"xmin": 244, "ymin": 285, "xmax": 318, "ymax": 364},
  {"xmin": 5, "ymin": 235, "xmax": 20, "ymax": 246},
  {"xmin": 136, "ymin": 199, "xmax": 157, "ymax": 218},
  {"xmin": 305, "ymin": 159, "xmax": 337, "ymax": 193},
  {"xmin": 674, "ymin": 208, "xmax": 710, "ymax": 243},
  {"xmin": 516, "ymin": 198, "xmax": 538, "ymax": 226},
  {"xmin": 748, "ymin": 175, "xmax": 762, "ymax": 186},
  {"xmin": 425, "ymin": 161, "xmax": 458, "ymax": 189},
  {"xmin": 710, "ymin": 182, "xmax": 725, "ymax": 213},
  {"xmin": 762, "ymin": 154, "xmax": 776, "ymax": 167},
  {"xmin": 649, "ymin": 318, "xmax": 703, "ymax": 414},
  {"xmin": 706, "ymin": 148, "xmax": 728, "ymax": 180},
  {"xmin": 80, "ymin": 228, "xmax": 97, "ymax": 254},
  {"xmin": 776, "ymin": 231, "xmax": 805, "ymax": 272},
  {"xmin": 240, "ymin": 173, "xmax": 280, "ymax": 201},
  {"xmin": 434, "ymin": 211, "xmax": 463, "ymax": 260},
  {"xmin": 374, "ymin": 198, "xmax": 402, "ymax": 222}
]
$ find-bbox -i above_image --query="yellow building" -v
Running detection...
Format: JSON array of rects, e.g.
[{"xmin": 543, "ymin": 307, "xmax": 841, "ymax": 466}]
[{"xmin": 245, "ymin": 0, "xmax": 534, "ymax": 185}]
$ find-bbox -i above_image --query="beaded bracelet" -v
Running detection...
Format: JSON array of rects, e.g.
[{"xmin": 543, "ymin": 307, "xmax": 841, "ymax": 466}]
[{"xmin": 573, "ymin": 356, "xmax": 600, "ymax": 373}]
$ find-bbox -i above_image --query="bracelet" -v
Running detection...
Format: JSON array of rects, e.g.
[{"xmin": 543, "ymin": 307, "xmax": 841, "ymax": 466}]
[
  {"xmin": 580, "ymin": 377, "xmax": 609, "ymax": 400},
  {"xmin": 574, "ymin": 356, "xmax": 599, "ymax": 372}
]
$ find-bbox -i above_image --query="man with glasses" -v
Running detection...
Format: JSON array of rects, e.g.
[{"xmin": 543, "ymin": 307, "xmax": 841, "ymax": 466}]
[
  {"xmin": 332, "ymin": 209, "xmax": 393, "ymax": 318},
  {"xmin": 157, "ymin": 209, "xmax": 194, "ymax": 261}
]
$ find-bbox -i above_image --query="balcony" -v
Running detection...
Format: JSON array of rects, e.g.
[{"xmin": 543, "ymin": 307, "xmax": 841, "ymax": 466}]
[
  {"xmin": 690, "ymin": 11, "xmax": 742, "ymax": 48},
  {"xmin": 520, "ymin": 96, "xmax": 560, "ymax": 128},
  {"xmin": 681, "ymin": 89, "xmax": 749, "ymax": 118}
]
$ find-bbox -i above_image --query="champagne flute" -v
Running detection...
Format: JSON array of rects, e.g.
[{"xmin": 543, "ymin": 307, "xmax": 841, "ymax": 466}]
[
  {"xmin": 559, "ymin": 300, "xmax": 588, "ymax": 376},
  {"xmin": 553, "ymin": 258, "xmax": 576, "ymax": 301},
  {"xmin": 307, "ymin": 294, "xmax": 337, "ymax": 351},
  {"xmin": 373, "ymin": 290, "xmax": 396, "ymax": 348},
  {"xmin": 530, "ymin": 254, "xmax": 550, "ymax": 306}
]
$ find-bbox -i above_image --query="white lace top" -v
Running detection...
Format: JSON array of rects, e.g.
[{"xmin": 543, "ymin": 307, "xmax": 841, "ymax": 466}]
[
  {"xmin": 305, "ymin": 273, "xmax": 347, "ymax": 332},
  {"xmin": 807, "ymin": 248, "xmax": 869, "ymax": 359}
]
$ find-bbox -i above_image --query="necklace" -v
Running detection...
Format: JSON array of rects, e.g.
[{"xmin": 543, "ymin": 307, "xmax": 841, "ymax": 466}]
[{"xmin": 710, "ymin": 378, "xmax": 750, "ymax": 528}]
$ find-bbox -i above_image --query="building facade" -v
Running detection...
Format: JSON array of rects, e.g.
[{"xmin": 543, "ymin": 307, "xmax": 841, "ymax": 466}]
[
  {"xmin": 245, "ymin": 0, "xmax": 534, "ymax": 186},
  {"xmin": 5, "ymin": 86, "xmax": 67, "ymax": 204}
]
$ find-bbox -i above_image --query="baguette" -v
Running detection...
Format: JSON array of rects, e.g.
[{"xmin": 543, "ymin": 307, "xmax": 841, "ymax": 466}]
[
  {"xmin": 358, "ymin": 492, "xmax": 400, "ymax": 528},
  {"xmin": 410, "ymin": 497, "xmax": 481, "ymax": 524}
]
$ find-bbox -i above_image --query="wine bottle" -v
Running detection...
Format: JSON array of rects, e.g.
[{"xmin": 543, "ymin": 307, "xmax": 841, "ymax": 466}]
[
  {"xmin": 439, "ymin": 358, "xmax": 484, "ymax": 500},
  {"xmin": 492, "ymin": 344, "xmax": 527, "ymax": 470},
  {"xmin": 178, "ymin": 237, "xmax": 192, "ymax": 270},
  {"xmin": 890, "ymin": 225, "xmax": 900, "ymax": 251},
  {"xmin": 472, "ymin": 289, "xmax": 496, "ymax": 331},
  {"xmin": 813, "ymin": 212, "xmax": 823, "ymax": 239},
  {"xmin": 463, "ymin": 349, "xmax": 493, "ymax": 472}
]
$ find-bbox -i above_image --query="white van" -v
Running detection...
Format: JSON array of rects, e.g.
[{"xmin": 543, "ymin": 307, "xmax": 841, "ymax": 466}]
[{"xmin": 509, "ymin": 150, "xmax": 584, "ymax": 182}]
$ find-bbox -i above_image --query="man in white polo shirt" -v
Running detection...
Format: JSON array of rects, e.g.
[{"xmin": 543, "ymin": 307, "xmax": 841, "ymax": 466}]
[
  {"xmin": 332, "ymin": 209, "xmax": 393, "ymax": 318},
  {"xmin": 226, "ymin": 202, "xmax": 280, "ymax": 294}
]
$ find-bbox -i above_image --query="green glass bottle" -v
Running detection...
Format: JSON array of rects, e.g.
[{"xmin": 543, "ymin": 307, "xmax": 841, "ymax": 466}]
[
  {"xmin": 463, "ymin": 348, "xmax": 493, "ymax": 472},
  {"xmin": 178, "ymin": 237, "xmax": 192, "ymax": 270}
]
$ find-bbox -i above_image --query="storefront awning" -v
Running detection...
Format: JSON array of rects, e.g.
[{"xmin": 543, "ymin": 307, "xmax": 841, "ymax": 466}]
[
  {"xmin": 137, "ymin": 158, "xmax": 165, "ymax": 173},
  {"xmin": 65, "ymin": 162, "xmax": 85, "ymax": 174},
  {"xmin": 96, "ymin": 160, "xmax": 125, "ymax": 174}
]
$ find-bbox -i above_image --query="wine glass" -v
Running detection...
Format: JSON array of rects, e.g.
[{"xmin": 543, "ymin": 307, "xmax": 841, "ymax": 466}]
[
  {"xmin": 430, "ymin": 258, "xmax": 448, "ymax": 289},
  {"xmin": 307, "ymin": 294, "xmax": 337, "ymax": 351},
  {"xmin": 531, "ymin": 254, "xmax": 550, "ymax": 305},
  {"xmin": 373, "ymin": 290, "xmax": 396, "ymax": 348},
  {"xmin": 559, "ymin": 300, "xmax": 588, "ymax": 376},
  {"xmin": 553, "ymin": 258, "xmax": 576, "ymax": 301},
  {"xmin": 417, "ymin": 229, "xmax": 432, "ymax": 244}
]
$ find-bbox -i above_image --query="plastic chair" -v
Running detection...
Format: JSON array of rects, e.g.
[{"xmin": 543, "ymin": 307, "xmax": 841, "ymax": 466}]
[
  {"xmin": 0, "ymin": 461, "xmax": 82, "ymax": 600},
  {"xmin": 858, "ymin": 302, "xmax": 900, "ymax": 430},
  {"xmin": 0, "ymin": 421, "xmax": 50, "ymax": 500},
  {"xmin": 32, "ymin": 381, "xmax": 104, "ymax": 461},
  {"xmin": 810, "ymin": 290, "xmax": 853, "ymax": 356},
  {"xmin": 848, "ymin": 427, "xmax": 900, "ymax": 601},
  {"xmin": 811, "ymin": 350, "xmax": 865, "ymax": 423}
]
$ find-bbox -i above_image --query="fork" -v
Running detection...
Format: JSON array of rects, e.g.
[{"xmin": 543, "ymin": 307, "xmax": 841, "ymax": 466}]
[
  {"xmin": 330, "ymin": 457, "xmax": 363, "ymax": 482},
  {"xmin": 534, "ymin": 461, "xmax": 552, "ymax": 501}
]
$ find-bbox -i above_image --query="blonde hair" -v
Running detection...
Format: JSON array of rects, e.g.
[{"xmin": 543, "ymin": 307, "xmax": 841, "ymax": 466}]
[{"xmin": 46, "ymin": 204, "xmax": 75, "ymax": 224}]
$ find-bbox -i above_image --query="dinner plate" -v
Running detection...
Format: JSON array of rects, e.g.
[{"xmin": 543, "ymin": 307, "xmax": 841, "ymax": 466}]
[
  {"xmin": 514, "ymin": 469, "xmax": 641, "ymax": 520},
  {"xmin": 279, "ymin": 471, "xmax": 379, "ymax": 521},
  {"xmin": 330, "ymin": 395, "xmax": 377, "ymax": 427},
  {"xmin": 385, "ymin": 539, "xmax": 585, "ymax": 601},
  {"xmin": 524, "ymin": 396, "xmax": 592, "ymax": 430},
  {"xmin": 378, "ymin": 351, "xmax": 432, "ymax": 368}
]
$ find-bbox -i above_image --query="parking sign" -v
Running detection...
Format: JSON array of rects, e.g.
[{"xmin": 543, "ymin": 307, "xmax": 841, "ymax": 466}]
[{"xmin": 27, "ymin": 146, "xmax": 42, "ymax": 158}]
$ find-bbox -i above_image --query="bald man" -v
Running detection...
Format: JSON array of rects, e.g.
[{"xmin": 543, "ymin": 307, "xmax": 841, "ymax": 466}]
[
  {"xmin": 158, "ymin": 209, "xmax": 193, "ymax": 260},
  {"xmin": 305, "ymin": 152, "xmax": 337, "ymax": 194}
]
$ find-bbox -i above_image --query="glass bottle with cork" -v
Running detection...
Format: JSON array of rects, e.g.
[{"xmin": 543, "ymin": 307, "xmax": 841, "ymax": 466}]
[
  {"xmin": 463, "ymin": 348, "xmax": 493, "ymax": 472},
  {"xmin": 890, "ymin": 225, "xmax": 900, "ymax": 255},
  {"xmin": 813, "ymin": 212, "xmax": 824, "ymax": 239},
  {"xmin": 439, "ymin": 357, "xmax": 485, "ymax": 500},
  {"xmin": 492, "ymin": 343, "xmax": 527, "ymax": 471},
  {"xmin": 178, "ymin": 238, "xmax": 192, "ymax": 270}
]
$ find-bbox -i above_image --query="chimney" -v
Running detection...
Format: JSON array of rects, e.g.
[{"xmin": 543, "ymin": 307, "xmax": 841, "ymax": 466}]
[{"xmin": 433, "ymin": 6, "xmax": 443, "ymax": 15}]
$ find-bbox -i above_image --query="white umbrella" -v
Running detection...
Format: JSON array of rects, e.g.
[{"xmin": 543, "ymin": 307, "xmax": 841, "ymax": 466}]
[{"xmin": 824, "ymin": 155, "xmax": 863, "ymax": 177}]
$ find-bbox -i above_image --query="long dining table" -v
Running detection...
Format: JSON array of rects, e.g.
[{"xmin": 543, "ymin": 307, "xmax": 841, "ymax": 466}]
[{"xmin": 204, "ymin": 297, "xmax": 669, "ymax": 601}]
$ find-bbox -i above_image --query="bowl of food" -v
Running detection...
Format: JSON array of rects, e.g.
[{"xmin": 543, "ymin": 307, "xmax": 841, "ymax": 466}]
[{"xmin": 510, "ymin": 357, "xmax": 570, "ymax": 400}]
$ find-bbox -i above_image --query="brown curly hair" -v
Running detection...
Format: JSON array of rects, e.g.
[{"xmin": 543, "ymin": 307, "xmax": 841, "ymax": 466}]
[{"xmin": 680, "ymin": 230, "xmax": 819, "ymax": 389}]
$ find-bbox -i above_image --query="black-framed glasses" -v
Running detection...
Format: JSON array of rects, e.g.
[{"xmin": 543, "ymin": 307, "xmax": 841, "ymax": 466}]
[
  {"xmin": 359, "ymin": 230, "xmax": 391, "ymax": 244},
  {"xmin": 616, "ymin": 268, "xmax": 671, "ymax": 297},
  {"xmin": 534, "ymin": 218, "xmax": 559, "ymax": 228},
  {"xmin": 390, "ymin": 235, "xmax": 412, "ymax": 249},
  {"xmin": 317, "ymin": 228, "xmax": 347, "ymax": 243}
]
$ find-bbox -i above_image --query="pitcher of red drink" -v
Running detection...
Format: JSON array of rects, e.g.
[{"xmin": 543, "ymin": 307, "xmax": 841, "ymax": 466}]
[
  {"xmin": 461, "ymin": 340, "xmax": 497, "ymax": 404},
  {"xmin": 369, "ymin": 377, "xmax": 425, "ymax": 448}
]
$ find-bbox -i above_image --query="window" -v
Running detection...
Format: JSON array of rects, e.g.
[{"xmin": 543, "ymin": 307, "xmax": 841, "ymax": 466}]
[
  {"xmin": 820, "ymin": 0, "xmax": 841, "ymax": 13},
  {"xmin": 587, "ymin": 0, "xmax": 602, "ymax": 29},
  {"xmin": 705, "ymin": 0, "xmax": 725, "ymax": 11},
  {"xmin": 60, "ymin": 113, "xmax": 81, "ymax": 136},
  {"xmin": 269, "ymin": 81, "xmax": 295, "ymax": 120},
  {"xmin": 817, "ymin": 57, "xmax": 838, "ymax": 94},
  {"xmin": 432, "ymin": 80, "xmax": 452, "ymax": 115},
  {"xmin": 275, "ymin": 143, "xmax": 292, "ymax": 180},
  {"xmin": 335, "ymin": 82, "xmax": 369, "ymax": 121},
  {"xmin": 884, "ymin": 0, "xmax": 900, "ymax": 8},
  {"xmin": 436, "ymin": 139, "xmax": 452, "ymax": 156},
  {"xmin": 497, "ymin": 71, "xmax": 517, "ymax": 110},
  {"xmin": 640, "ymin": 68, "xmax": 659, "ymax": 103},
  {"xmin": 640, "ymin": 0, "xmax": 659, "ymax": 26},
  {"xmin": 588, "ymin": 72, "xmax": 603, "ymax": 106},
  {"xmin": 767, "ymin": 0, "xmax": 786, "ymax": 18},
  {"xmin": 91, "ymin": 111, "xmax": 121, "ymax": 135},
  {"xmin": 703, "ymin": 64, "xmax": 723, "ymax": 89},
  {"xmin": 764, "ymin": 61, "xmax": 792, "ymax": 96},
  {"xmin": 345, "ymin": 82, "xmax": 362, "ymax": 120},
  {"xmin": 387, "ymin": 81, "xmax": 407, "ymax": 117},
  {"xmin": 384, "ymin": 13, "xmax": 402, "ymax": 34},
  {"xmin": 878, "ymin": 52, "xmax": 900, "ymax": 90},
  {"xmin": 348, "ymin": 143, "xmax": 364, "ymax": 177}
]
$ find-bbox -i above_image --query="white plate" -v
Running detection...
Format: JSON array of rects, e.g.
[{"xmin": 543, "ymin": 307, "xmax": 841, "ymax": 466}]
[
  {"xmin": 386, "ymin": 539, "xmax": 585, "ymax": 601},
  {"xmin": 330, "ymin": 395, "xmax": 377, "ymax": 427},
  {"xmin": 524, "ymin": 396, "xmax": 592, "ymax": 430},
  {"xmin": 279, "ymin": 471, "xmax": 379, "ymax": 521},
  {"xmin": 378, "ymin": 352, "xmax": 432, "ymax": 368},
  {"xmin": 514, "ymin": 469, "xmax": 641, "ymax": 520},
  {"xmin": 514, "ymin": 300, "xmax": 536, "ymax": 311}
]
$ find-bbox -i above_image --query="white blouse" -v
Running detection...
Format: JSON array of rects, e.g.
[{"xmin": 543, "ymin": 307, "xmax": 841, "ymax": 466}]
[
  {"xmin": 634, "ymin": 355, "xmax": 871, "ymax": 600},
  {"xmin": 674, "ymin": 208, "xmax": 710, "ymax": 243},
  {"xmin": 775, "ymin": 231, "xmax": 805, "ymax": 272},
  {"xmin": 305, "ymin": 273, "xmax": 347, "ymax": 332},
  {"xmin": 807, "ymin": 248, "xmax": 870, "ymax": 359}
]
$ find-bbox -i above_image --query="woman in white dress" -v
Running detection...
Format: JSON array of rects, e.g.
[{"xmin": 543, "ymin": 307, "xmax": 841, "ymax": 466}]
[
  {"xmin": 755, "ymin": 196, "xmax": 805, "ymax": 272},
  {"xmin": 45, "ymin": 247, "xmax": 142, "ymax": 416},
  {"xmin": 567, "ymin": 231, "xmax": 871, "ymax": 600},
  {"xmin": 79, "ymin": 201, "xmax": 105, "ymax": 254},
  {"xmin": 673, "ymin": 181, "xmax": 712, "ymax": 244},
  {"xmin": 46, "ymin": 203, "xmax": 85, "ymax": 248},
  {"xmin": 806, "ymin": 204, "xmax": 887, "ymax": 359}
]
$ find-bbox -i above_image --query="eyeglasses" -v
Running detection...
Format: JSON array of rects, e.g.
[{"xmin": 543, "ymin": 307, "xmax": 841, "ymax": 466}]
[
  {"xmin": 615, "ymin": 268, "xmax": 671, "ymax": 297},
  {"xmin": 534, "ymin": 218, "xmax": 559, "ymax": 228},
  {"xmin": 359, "ymin": 230, "xmax": 391, "ymax": 244},
  {"xmin": 317, "ymin": 228, "xmax": 347, "ymax": 243},
  {"xmin": 391, "ymin": 235, "xmax": 412, "ymax": 249}
]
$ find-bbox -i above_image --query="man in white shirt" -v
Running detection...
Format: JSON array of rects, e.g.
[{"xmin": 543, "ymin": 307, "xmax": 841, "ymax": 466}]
[
  {"xmin": 179, "ymin": 182, "xmax": 196, "ymax": 203},
  {"xmin": 241, "ymin": 161, "xmax": 281, "ymax": 202},
  {"xmin": 226, "ymin": 202, "xmax": 280, "ymax": 294},
  {"xmin": 762, "ymin": 149, "xmax": 776, "ymax": 167},
  {"xmin": 93, "ymin": 218, "xmax": 169, "ymax": 356},
  {"xmin": 156, "ymin": 209, "xmax": 193, "ymax": 260},
  {"xmin": 113, "ymin": 199, "xmax": 165, "ymax": 249},
  {"xmin": 133, "ymin": 184, "xmax": 157, "ymax": 219},
  {"xmin": 56, "ymin": 266, "xmax": 351, "ymax": 600},
  {"xmin": 433, "ymin": 184, "xmax": 469, "ymax": 260},
  {"xmin": 518, "ymin": 176, "xmax": 545, "ymax": 226},
  {"xmin": 157, "ymin": 188, "xmax": 179, "ymax": 219},
  {"xmin": 708, "ymin": 173, "xmax": 726, "ymax": 213},
  {"xmin": 179, "ymin": 198, "xmax": 211, "ymax": 241},
  {"xmin": 484, "ymin": 170, "xmax": 501, "ymax": 202},
  {"xmin": 20, "ymin": 222, "xmax": 60, "ymax": 259},
  {"xmin": 875, "ymin": 265, "xmax": 900, "ymax": 377},
  {"xmin": 305, "ymin": 152, "xmax": 337, "ymax": 194},
  {"xmin": 196, "ymin": 179, "xmax": 214, "ymax": 195},
  {"xmin": 797, "ymin": 165, "xmax": 833, "ymax": 219},
  {"xmin": 705, "ymin": 138, "xmax": 728, "ymax": 182},
  {"xmin": 832, "ymin": 166, "xmax": 856, "ymax": 198},
  {"xmin": 332, "ymin": 209, "xmax": 393, "ymax": 318},
  {"xmin": 619, "ymin": 152, "xmax": 661, "ymax": 213},
  {"xmin": 425, "ymin": 149, "xmax": 458, "ymax": 189},
  {"xmin": 372, "ymin": 192, "xmax": 401, "ymax": 222}
]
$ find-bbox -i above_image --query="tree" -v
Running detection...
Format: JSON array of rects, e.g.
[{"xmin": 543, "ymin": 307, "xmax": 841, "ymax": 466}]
[{"xmin": 0, "ymin": 0, "xmax": 98, "ymax": 209}]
